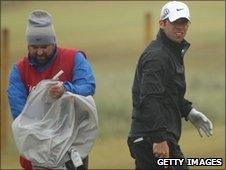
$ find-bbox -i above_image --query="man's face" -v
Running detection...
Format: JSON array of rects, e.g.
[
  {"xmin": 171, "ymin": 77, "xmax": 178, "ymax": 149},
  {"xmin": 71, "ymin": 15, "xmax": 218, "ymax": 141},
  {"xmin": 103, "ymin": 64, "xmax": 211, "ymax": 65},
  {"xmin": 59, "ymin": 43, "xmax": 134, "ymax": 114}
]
[
  {"xmin": 28, "ymin": 44, "xmax": 55, "ymax": 65},
  {"xmin": 159, "ymin": 18, "xmax": 189, "ymax": 43}
]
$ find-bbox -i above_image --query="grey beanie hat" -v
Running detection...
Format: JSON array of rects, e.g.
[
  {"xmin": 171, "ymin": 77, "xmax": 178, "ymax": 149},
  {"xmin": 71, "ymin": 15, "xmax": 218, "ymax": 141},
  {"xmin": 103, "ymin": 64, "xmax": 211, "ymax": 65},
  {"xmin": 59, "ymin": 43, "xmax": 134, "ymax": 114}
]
[{"xmin": 26, "ymin": 10, "xmax": 56, "ymax": 45}]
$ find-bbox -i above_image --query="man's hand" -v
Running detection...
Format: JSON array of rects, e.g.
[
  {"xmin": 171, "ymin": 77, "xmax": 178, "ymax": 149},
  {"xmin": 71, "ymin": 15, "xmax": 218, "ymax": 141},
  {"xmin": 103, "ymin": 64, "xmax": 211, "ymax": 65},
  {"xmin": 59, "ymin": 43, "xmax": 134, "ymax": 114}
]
[
  {"xmin": 187, "ymin": 108, "xmax": 213, "ymax": 137},
  {"xmin": 153, "ymin": 141, "xmax": 169, "ymax": 158},
  {"xmin": 48, "ymin": 81, "xmax": 65, "ymax": 99}
]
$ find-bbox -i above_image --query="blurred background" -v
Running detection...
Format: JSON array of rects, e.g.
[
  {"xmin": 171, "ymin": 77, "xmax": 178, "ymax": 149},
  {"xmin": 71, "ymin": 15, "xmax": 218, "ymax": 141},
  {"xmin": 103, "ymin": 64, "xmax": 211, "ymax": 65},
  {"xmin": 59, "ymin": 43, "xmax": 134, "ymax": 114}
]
[{"xmin": 1, "ymin": 1, "xmax": 225, "ymax": 169}]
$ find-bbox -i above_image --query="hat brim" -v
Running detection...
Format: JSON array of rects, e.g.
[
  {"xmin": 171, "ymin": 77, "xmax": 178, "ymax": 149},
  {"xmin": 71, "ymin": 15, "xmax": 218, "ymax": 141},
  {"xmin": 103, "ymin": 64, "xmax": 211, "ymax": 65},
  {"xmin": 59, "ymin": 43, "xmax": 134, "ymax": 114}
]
[{"xmin": 169, "ymin": 14, "xmax": 191, "ymax": 23}]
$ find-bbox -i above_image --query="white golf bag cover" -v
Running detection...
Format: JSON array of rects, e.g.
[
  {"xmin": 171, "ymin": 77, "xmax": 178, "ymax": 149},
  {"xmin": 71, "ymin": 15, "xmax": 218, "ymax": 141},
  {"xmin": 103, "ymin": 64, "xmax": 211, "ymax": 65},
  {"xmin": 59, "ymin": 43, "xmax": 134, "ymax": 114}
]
[{"xmin": 12, "ymin": 79, "xmax": 98, "ymax": 168}]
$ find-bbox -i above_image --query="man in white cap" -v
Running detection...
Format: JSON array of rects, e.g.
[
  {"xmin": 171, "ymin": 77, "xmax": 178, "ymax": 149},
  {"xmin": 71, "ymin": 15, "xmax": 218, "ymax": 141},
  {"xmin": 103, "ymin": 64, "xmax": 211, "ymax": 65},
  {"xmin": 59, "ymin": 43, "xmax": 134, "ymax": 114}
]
[
  {"xmin": 7, "ymin": 10, "xmax": 95, "ymax": 170},
  {"xmin": 127, "ymin": 1, "xmax": 213, "ymax": 169}
]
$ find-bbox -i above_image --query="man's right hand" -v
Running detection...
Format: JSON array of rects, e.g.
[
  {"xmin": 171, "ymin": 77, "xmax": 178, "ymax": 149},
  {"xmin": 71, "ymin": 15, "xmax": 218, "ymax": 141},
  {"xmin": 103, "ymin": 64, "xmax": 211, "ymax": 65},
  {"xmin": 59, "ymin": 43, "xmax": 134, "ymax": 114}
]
[
  {"xmin": 153, "ymin": 141, "xmax": 169, "ymax": 158},
  {"xmin": 48, "ymin": 81, "xmax": 65, "ymax": 99}
]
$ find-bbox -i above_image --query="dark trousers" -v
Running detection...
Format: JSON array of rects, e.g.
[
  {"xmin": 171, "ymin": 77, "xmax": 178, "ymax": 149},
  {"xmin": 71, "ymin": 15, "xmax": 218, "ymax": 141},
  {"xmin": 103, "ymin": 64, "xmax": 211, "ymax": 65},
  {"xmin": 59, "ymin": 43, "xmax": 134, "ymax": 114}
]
[
  {"xmin": 127, "ymin": 137, "xmax": 189, "ymax": 170},
  {"xmin": 65, "ymin": 156, "xmax": 88, "ymax": 170}
]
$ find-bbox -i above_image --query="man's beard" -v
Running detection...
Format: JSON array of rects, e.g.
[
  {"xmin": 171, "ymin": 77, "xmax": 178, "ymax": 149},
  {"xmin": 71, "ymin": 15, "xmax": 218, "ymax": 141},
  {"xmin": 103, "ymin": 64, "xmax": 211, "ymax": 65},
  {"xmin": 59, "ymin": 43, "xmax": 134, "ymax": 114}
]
[
  {"xmin": 30, "ymin": 45, "xmax": 56, "ymax": 66},
  {"xmin": 34, "ymin": 55, "xmax": 50, "ymax": 65}
]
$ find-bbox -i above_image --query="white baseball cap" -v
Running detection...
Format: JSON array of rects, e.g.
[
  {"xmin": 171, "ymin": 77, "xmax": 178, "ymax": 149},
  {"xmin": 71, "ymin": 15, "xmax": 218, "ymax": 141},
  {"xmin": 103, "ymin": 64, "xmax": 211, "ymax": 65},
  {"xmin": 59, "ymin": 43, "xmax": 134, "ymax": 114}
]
[{"xmin": 160, "ymin": 1, "xmax": 191, "ymax": 22}]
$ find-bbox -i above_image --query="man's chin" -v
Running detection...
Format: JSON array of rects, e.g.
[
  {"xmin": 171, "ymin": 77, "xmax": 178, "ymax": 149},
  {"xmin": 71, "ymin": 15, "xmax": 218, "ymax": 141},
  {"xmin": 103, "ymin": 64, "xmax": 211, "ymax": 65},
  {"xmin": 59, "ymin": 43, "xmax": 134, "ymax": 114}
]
[{"xmin": 174, "ymin": 38, "xmax": 183, "ymax": 43}]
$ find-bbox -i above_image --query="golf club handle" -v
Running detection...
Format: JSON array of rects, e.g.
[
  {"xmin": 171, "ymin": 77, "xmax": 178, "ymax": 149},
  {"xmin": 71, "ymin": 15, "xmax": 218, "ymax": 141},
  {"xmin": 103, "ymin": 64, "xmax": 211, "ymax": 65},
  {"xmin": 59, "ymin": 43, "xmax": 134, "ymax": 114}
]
[{"xmin": 52, "ymin": 70, "xmax": 64, "ymax": 80}]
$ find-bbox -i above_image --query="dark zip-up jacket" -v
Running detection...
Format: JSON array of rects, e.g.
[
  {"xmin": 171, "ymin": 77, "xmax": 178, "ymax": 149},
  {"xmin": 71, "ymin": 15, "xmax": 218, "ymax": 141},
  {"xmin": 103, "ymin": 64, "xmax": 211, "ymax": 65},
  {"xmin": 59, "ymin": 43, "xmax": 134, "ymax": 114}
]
[{"xmin": 129, "ymin": 29, "xmax": 192, "ymax": 143}]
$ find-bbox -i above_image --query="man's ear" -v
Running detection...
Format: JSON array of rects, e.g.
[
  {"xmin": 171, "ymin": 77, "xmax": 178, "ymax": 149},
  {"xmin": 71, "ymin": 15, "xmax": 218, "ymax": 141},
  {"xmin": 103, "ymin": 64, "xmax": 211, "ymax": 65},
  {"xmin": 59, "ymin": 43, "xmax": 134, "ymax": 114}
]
[{"xmin": 159, "ymin": 20, "xmax": 165, "ymax": 29}]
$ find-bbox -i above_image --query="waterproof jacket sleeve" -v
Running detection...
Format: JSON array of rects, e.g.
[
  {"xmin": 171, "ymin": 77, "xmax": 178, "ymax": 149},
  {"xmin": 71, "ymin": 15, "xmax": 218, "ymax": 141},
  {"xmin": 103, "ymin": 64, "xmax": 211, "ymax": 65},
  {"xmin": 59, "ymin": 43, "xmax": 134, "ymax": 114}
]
[
  {"xmin": 140, "ymin": 52, "xmax": 168, "ymax": 142},
  {"xmin": 63, "ymin": 52, "xmax": 96, "ymax": 96},
  {"xmin": 180, "ymin": 98, "xmax": 192, "ymax": 119},
  {"xmin": 7, "ymin": 65, "xmax": 28, "ymax": 119}
]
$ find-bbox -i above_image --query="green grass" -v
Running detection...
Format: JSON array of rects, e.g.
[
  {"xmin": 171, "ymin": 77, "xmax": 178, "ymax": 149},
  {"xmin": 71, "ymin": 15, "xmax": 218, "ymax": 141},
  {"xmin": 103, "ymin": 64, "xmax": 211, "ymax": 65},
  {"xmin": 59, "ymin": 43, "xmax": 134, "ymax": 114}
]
[
  {"xmin": 1, "ymin": 124, "xmax": 225, "ymax": 169},
  {"xmin": 1, "ymin": 1, "xmax": 225, "ymax": 169}
]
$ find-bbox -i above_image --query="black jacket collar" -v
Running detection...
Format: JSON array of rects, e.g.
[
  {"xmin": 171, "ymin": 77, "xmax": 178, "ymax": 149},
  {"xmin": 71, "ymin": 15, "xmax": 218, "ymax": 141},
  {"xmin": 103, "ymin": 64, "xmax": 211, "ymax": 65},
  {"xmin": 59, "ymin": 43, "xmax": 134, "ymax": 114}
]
[{"xmin": 157, "ymin": 29, "xmax": 190, "ymax": 58}]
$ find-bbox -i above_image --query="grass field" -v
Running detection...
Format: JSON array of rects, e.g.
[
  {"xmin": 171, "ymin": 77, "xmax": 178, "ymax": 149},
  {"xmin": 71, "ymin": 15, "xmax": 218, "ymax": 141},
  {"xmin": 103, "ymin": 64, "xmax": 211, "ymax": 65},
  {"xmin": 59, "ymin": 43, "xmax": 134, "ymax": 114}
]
[{"xmin": 1, "ymin": 1, "xmax": 225, "ymax": 169}]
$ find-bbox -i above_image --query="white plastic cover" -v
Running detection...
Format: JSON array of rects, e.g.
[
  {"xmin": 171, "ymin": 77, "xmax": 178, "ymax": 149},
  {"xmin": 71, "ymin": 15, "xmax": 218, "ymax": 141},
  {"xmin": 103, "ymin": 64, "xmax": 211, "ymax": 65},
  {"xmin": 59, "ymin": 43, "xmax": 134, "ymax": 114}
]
[{"xmin": 12, "ymin": 79, "xmax": 98, "ymax": 168}]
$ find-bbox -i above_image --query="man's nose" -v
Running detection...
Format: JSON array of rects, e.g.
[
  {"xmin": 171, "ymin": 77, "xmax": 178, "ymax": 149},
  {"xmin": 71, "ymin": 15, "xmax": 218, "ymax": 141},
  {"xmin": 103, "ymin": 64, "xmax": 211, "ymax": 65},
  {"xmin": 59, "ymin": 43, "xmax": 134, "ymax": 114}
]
[
  {"xmin": 175, "ymin": 23, "xmax": 187, "ymax": 30},
  {"xmin": 175, "ymin": 25, "xmax": 186, "ymax": 31},
  {"xmin": 37, "ymin": 48, "xmax": 44, "ymax": 55}
]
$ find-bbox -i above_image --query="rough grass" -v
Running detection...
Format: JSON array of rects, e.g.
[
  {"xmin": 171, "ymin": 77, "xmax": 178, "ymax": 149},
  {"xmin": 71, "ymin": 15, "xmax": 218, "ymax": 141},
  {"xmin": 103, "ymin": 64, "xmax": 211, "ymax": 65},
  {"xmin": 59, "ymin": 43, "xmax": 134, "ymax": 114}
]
[{"xmin": 1, "ymin": 1, "xmax": 225, "ymax": 169}]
